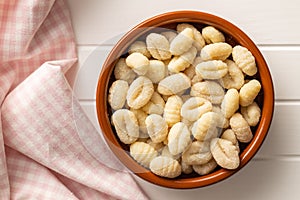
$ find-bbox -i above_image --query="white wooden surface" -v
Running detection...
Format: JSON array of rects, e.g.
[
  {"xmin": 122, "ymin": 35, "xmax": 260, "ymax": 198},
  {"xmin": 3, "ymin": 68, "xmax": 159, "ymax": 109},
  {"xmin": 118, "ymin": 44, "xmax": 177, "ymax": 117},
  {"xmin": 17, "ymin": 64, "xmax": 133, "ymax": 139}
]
[{"xmin": 66, "ymin": 0, "xmax": 300, "ymax": 199}]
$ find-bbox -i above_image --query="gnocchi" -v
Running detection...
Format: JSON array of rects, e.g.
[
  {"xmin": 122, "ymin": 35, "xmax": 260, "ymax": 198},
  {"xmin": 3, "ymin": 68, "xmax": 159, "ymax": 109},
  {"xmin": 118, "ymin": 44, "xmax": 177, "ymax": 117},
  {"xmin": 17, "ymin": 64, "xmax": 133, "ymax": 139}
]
[
  {"xmin": 182, "ymin": 141, "xmax": 212, "ymax": 165},
  {"xmin": 108, "ymin": 80, "xmax": 129, "ymax": 110},
  {"xmin": 126, "ymin": 76, "xmax": 154, "ymax": 109},
  {"xmin": 130, "ymin": 142, "xmax": 158, "ymax": 168},
  {"xmin": 181, "ymin": 97, "xmax": 212, "ymax": 122},
  {"xmin": 157, "ymin": 73, "xmax": 191, "ymax": 95},
  {"xmin": 145, "ymin": 114, "xmax": 168, "ymax": 143},
  {"xmin": 177, "ymin": 23, "xmax": 205, "ymax": 51},
  {"xmin": 163, "ymin": 95, "xmax": 183, "ymax": 127},
  {"xmin": 220, "ymin": 59, "xmax": 244, "ymax": 90},
  {"xmin": 170, "ymin": 27, "xmax": 194, "ymax": 55},
  {"xmin": 232, "ymin": 45, "xmax": 257, "ymax": 76},
  {"xmin": 195, "ymin": 60, "xmax": 228, "ymax": 80},
  {"xmin": 114, "ymin": 58, "xmax": 136, "ymax": 83},
  {"xmin": 149, "ymin": 156, "xmax": 182, "ymax": 178},
  {"xmin": 146, "ymin": 33, "xmax": 172, "ymax": 60},
  {"xmin": 190, "ymin": 81, "xmax": 225, "ymax": 104},
  {"xmin": 210, "ymin": 138, "xmax": 240, "ymax": 169},
  {"xmin": 108, "ymin": 23, "xmax": 263, "ymax": 178},
  {"xmin": 200, "ymin": 42, "xmax": 232, "ymax": 61},
  {"xmin": 202, "ymin": 26, "xmax": 225, "ymax": 44},
  {"xmin": 239, "ymin": 79, "xmax": 261, "ymax": 107},
  {"xmin": 168, "ymin": 46, "xmax": 197, "ymax": 73},
  {"xmin": 125, "ymin": 52, "xmax": 149, "ymax": 75},
  {"xmin": 191, "ymin": 112, "xmax": 220, "ymax": 141},
  {"xmin": 167, "ymin": 122, "xmax": 192, "ymax": 155},
  {"xmin": 230, "ymin": 113, "xmax": 253, "ymax": 143},
  {"xmin": 112, "ymin": 109, "xmax": 139, "ymax": 144}
]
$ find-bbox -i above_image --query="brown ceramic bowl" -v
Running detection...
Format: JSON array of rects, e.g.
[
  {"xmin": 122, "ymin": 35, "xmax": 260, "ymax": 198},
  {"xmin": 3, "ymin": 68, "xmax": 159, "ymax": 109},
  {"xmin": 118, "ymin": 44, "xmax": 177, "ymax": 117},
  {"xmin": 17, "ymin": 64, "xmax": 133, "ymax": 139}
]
[{"xmin": 96, "ymin": 11, "xmax": 274, "ymax": 189}]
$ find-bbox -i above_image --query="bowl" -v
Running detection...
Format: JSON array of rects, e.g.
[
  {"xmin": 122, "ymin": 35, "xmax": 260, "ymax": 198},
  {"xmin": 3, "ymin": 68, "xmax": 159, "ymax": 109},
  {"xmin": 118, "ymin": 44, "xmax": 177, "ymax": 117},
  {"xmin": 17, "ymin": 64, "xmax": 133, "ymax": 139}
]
[{"xmin": 96, "ymin": 10, "xmax": 274, "ymax": 189}]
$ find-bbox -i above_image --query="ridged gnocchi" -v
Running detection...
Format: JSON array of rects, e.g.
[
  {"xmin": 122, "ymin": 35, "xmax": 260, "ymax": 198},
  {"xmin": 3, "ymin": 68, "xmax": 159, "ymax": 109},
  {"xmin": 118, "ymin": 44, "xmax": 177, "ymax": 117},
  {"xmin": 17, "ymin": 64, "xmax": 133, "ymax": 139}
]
[
  {"xmin": 210, "ymin": 138, "xmax": 240, "ymax": 169},
  {"xmin": 182, "ymin": 141, "xmax": 212, "ymax": 165},
  {"xmin": 150, "ymin": 156, "xmax": 182, "ymax": 178},
  {"xmin": 181, "ymin": 97, "xmax": 212, "ymax": 122},
  {"xmin": 146, "ymin": 33, "xmax": 172, "ymax": 60},
  {"xmin": 170, "ymin": 28, "xmax": 194, "ymax": 55},
  {"xmin": 230, "ymin": 113, "xmax": 253, "ymax": 143},
  {"xmin": 232, "ymin": 45, "xmax": 257, "ymax": 76},
  {"xmin": 130, "ymin": 142, "xmax": 158, "ymax": 168},
  {"xmin": 190, "ymin": 81, "xmax": 225, "ymax": 104},
  {"xmin": 125, "ymin": 52, "xmax": 150, "ymax": 75},
  {"xmin": 158, "ymin": 73, "xmax": 191, "ymax": 95},
  {"xmin": 163, "ymin": 95, "xmax": 183, "ymax": 127},
  {"xmin": 196, "ymin": 60, "xmax": 228, "ymax": 80},
  {"xmin": 200, "ymin": 42, "xmax": 232, "ymax": 61},
  {"xmin": 112, "ymin": 109, "xmax": 139, "ymax": 144},
  {"xmin": 126, "ymin": 76, "xmax": 154, "ymax": 109},
  {"xmin": 167, "ymin": 122, "xmax": 192, "ymax": 155},
  {"xmin": 202, "ymin": 26, "xmax": 225, "ymax": 44},
  {"xmin": 145, "ymin": 114, "xmax": 168, "ymax": 143}
]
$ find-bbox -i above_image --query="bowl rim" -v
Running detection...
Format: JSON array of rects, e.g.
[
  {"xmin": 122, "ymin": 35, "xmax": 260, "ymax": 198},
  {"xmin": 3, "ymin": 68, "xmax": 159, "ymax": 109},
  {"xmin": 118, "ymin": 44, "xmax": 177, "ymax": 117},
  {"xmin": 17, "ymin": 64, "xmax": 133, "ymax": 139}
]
[{"xmin": 96, "ymin": 10, "xmax": 275, "ymax": 189}]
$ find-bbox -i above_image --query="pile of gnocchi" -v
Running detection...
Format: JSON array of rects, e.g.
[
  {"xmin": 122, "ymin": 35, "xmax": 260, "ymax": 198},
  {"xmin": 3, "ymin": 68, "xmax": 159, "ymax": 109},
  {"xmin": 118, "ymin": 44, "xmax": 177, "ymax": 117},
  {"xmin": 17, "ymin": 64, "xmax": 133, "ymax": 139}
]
[{"xmin": 108, "ymin": 23, "xmax": 262, "ymax": 178}]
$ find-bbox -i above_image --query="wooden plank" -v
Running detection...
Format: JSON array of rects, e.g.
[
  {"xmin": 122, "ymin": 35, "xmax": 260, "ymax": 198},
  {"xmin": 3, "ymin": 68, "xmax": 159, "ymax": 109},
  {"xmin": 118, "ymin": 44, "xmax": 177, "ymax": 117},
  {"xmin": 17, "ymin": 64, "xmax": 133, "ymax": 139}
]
[
  {"xmin": 134, "ymin": 159, "xmax": 300, "ymax": 200},
  {"xmin": 67, "ymin": 0, "xmax": 300, "ymax": 45},
  {"xmin": 71, "ymin": 46, "xmax": 300, "ymax": 100}
]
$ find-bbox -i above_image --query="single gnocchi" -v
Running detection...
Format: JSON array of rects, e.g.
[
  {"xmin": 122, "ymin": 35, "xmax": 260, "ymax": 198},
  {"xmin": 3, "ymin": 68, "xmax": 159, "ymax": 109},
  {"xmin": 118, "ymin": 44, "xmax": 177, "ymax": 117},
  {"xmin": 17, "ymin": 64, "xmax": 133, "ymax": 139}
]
[
  {"xmin": 177, "ymin": 23, "xmax": 205, "ymax": 51},
  {"xmin": 193, "ymin": 158, "xmax": 218, "ymax": 175},
  {"xmin": 167, "ymin": 122, "xmax": 192, "ymax": 155},
  {"xmin": 130, "ymin": 142, "xmax": 158, "ymax": 168},
  {"xmin": 158, "ymin": 73, "xmax": 191, "ymax": 95},
  {"xmin": 146, "ymin": 33, "xmax": 172, "ymax": 60},
  {"xmin": 114, "ymin": 58, "xmax": 136, "ymax": 83},
  {"xmin": 150, "ymin": 156, "xmax": 182, "ymax": 178},
  {"xmin": 181, "ymin": 97, "xmax": 212, "ymax": 122},
  {"xmin": 221, "ymin": 88, "xmax": 240, "ymax": 119},
  {"xmin": 163, "ymin": 95, "xmax": 183, "ymax": 127},
  {"xmin": 210, "ymin": 138, "xmax": 240, "ymax": 169},
  {"xmin": 239, "ymin": 79, "xmax": 261, "ymax": 107},
  {"xmin": 112, "ymin": 109, "xmax": 139, "ymax": 144},
  {"xmin": 108, "ymin": 80, "xmax": 129, "ymax": 110},
  {"xmin": 200, "ymin": 42, "xmax": 232, "ymax": 61},
  {"xmin": 220, "ymin": 59, "xmax": 244, "ymax": 90},
  {"xmin": 144, "ymin": 59, "xmax": 166, "ymax": 83},
  {"xmin": 232, "ymin": 45, "xmax": 257, "ymax": 76},
  {"xmin": 191, "ymin": 112, "xmax": 220, "ymax": 141},
  {"xmin": 126, "ymin": 76, "xmax": 154, "ymax": 109},
  {"xmin": 196, "ymin": 60, "xmax": 228, "ymax": 80},
  {"xmin": 145, "ymin": 114, "xmax": 168, "ymax": 143},
  {"xmin": 241, "ymin": 102, "xmax": 261, "ymax": 126},
  {"xmin": 182, "ymin": 141, "xmax": 212, "ymax": 165},
  {"xmin": 202, "ymin": 26, "xmax": 225, "ymax": 44},
  {"xmin": 229, "ymin": 113, "xmax": 253, "ymax": 143},
  {"xmin": 170, "ymin": 28, "xmax": 194, "ymax": 55},
  {"xmin": 190, "ymin": 81, "xmax": 225, "ymax": 104},
  {"xmin": 125, "ymin": 52, "xmax": 149, "ymax": 75}
]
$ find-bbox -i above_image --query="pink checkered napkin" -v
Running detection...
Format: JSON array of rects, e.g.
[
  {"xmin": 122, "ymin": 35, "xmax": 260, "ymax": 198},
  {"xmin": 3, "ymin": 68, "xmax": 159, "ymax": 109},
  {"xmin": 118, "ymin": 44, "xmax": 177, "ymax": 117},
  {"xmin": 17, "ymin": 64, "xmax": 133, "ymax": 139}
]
[{"xmin": 0, "ymin": 0, "xmax": 148, "ymax": 199}]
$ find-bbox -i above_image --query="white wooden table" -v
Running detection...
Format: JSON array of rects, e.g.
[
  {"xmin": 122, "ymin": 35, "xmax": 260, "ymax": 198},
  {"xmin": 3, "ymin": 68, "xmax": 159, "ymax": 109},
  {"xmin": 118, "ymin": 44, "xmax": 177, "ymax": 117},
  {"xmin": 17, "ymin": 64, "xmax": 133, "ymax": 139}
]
[{"xmin": 66, "ymin": 0, "xmax": 300, "ymax": 199}]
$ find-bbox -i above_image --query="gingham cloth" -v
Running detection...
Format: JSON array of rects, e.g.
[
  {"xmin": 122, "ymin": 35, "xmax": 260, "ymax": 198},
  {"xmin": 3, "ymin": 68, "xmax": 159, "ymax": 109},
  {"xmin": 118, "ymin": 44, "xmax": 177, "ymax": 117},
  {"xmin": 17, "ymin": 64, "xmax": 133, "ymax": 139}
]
[{"xmin": 0, "ymin": 0, "xmax": 148, "ymax": 199}]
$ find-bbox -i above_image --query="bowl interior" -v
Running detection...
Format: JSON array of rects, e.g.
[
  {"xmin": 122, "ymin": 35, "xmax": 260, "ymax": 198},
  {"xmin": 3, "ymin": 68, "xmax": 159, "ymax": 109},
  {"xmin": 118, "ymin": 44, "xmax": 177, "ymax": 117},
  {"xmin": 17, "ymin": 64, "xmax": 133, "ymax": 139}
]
[{"xmin": 96, "ymin": 11, "xmax": 274, "ymax": 189}]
